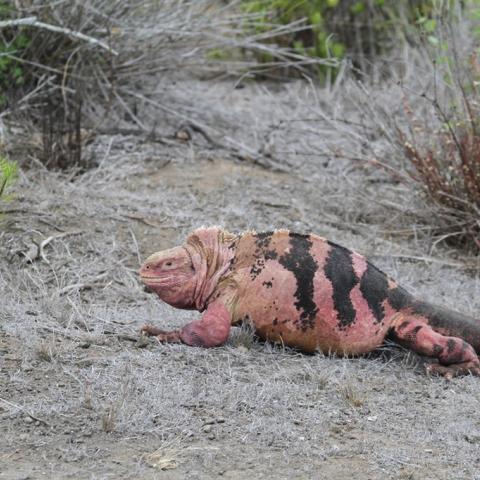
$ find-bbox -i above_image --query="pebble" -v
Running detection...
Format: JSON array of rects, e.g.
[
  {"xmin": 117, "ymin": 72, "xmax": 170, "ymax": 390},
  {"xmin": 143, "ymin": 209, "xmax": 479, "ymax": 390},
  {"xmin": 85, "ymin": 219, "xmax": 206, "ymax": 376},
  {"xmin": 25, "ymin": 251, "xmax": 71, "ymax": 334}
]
[
  {"xmin": 465, "ymin": 434, "xmax": 480, "ymax": 444},
  {"xmin": 203, "ymin": 417, "xmax": 225, "ymax": 426}
]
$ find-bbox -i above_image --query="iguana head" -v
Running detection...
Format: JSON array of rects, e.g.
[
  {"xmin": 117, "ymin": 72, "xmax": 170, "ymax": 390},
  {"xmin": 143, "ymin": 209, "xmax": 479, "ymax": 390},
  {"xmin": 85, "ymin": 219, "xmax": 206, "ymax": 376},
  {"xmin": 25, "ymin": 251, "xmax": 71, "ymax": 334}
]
[
  {"xmin": 140, "ymin": 227, "xmax": 237, "ymax": 311},
  {"xmin": 139, "ymin": 246, "xmax": 197, "ymax": 309}
]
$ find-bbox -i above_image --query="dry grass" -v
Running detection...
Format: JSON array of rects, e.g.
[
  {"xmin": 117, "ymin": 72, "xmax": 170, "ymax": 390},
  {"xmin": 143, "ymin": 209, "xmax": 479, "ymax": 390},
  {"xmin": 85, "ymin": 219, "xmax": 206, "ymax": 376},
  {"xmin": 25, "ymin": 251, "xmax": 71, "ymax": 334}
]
[{"xmin": 1, "ymin": 103, "xmax": 479, "ymax": 476}]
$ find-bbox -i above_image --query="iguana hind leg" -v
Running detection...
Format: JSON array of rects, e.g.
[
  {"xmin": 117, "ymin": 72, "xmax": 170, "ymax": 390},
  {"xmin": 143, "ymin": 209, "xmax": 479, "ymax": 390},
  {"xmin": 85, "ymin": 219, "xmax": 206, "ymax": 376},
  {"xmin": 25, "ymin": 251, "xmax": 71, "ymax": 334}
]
[{"xmin": 390, "ymin": 315, "xmax": 480, "ymax": 378}]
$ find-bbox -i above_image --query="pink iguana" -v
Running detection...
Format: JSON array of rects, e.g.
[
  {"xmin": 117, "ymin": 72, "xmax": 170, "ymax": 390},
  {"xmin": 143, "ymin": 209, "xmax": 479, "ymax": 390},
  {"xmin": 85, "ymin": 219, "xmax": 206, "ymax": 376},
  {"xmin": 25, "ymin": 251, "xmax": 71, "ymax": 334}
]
[{"xmin": 139, "ymin": 227, "xmax": 480, "ymax": 378}]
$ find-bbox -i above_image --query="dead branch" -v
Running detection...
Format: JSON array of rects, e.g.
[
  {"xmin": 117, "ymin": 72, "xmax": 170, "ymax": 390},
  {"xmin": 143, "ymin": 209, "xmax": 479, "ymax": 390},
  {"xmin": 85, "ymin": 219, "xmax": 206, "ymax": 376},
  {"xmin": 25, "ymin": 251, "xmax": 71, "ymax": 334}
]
[
  {"xmin": 0, "ymin": 16, "xmax": 118, "ymax": 55},
  {"xmin": 0, "ymin": 397, "xmax": 50, "ymax": 427}
]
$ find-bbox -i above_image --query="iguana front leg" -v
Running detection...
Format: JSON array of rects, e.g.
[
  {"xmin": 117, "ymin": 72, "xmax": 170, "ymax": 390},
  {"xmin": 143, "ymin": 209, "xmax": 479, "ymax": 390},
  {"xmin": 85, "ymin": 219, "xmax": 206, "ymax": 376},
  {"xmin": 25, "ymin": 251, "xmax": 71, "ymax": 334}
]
[
  {"xmin": 141, "ymin": 300, "xmax": 231, "ymax": 348},
  {"xmin": 390, "ymin": 315, "xmax": 480, "ymax": 378}
]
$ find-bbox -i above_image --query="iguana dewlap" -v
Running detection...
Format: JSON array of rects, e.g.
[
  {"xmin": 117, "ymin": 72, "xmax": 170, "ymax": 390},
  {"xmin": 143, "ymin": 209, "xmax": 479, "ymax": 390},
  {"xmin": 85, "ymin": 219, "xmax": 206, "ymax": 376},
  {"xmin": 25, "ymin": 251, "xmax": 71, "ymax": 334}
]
[{"xmin": 139, "ymin": 227, "xmax": 480, "ymax": 378}]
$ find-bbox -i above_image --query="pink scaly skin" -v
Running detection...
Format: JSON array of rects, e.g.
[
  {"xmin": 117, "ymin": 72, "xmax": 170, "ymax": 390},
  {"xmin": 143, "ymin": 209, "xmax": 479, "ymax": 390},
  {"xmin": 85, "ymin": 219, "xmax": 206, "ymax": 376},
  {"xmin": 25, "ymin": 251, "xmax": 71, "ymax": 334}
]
[
  {"xmin": 142, "ymin": 301, "xmax": 231, "ymax": 347},
  {"xmin": 139, "ymin": 227, "xmax": 480, "ymax": 378}
]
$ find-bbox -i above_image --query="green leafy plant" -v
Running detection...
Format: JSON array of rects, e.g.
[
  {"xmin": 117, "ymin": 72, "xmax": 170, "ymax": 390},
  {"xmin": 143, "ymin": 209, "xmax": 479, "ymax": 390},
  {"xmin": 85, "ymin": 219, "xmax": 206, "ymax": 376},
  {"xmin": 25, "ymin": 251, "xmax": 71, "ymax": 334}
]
[
  {"xmin": 0, "ymin": 155, "xmax": 17, "ymax": 203},
  {"xmin": 241, "ymin": 0, "xmax": 346, "ymax": 76},
  {"xmin": 240, "ymin": 0, "xmax": 452, "ymax": 77},
  {"xmin": 0, "ymin": 1, "xmax": 32, "ymax": 106}
]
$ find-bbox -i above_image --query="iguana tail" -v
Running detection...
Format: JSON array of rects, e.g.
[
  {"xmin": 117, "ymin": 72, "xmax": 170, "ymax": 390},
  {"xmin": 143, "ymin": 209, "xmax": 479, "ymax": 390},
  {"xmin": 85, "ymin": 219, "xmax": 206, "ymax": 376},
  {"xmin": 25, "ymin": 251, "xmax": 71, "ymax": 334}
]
[
  {"xmin": 388, "ymin": 296, "xmax": 480, "ymax": 376},
  {"xmin": 410, "ymin": 300, "xmax": 480, "ymax": 353}
]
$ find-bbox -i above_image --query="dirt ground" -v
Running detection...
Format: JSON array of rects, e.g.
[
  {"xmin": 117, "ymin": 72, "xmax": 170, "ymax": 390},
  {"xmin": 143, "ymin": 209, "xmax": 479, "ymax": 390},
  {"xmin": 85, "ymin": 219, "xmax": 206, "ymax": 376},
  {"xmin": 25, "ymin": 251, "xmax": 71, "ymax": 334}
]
[{"xmin": 1, "ymin": 79, "xmax": 480, "ymax": 479}]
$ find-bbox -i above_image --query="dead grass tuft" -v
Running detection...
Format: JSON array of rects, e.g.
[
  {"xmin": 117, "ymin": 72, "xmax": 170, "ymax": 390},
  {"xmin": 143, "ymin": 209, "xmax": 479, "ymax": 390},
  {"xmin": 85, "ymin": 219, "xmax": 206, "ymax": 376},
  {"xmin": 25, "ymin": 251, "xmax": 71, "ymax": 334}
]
[
  {"xmin": 229, "ymin": 322, "xmax": 257, "ymax": 350},
  {"xmin": 143, "ymin": 443, "xmax": 182, "ymax": 471},
  {"xmin": 101, "ymin": 401, "xmax": 118, "ymax": 433},
  {"xmin": 35, "ymin": 337, "xmax": 58, "ymax": 362},
  {"xmin": 101, "ymin": 373, "xmax": 131, "ymax": 433},
  {"xmin": 339, "ymin": 383, "xmax": 365, "ymax": 408}
]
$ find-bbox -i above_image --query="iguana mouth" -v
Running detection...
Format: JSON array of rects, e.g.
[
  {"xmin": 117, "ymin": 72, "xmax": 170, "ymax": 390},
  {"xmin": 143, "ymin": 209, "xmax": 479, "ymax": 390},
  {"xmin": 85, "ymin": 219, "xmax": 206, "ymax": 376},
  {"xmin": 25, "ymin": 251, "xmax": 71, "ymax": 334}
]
[
  {"xmin": 141, "ymin": 275, "xmax": 182, "ymax": 287},
  {"xmin": 140, "ymin": 276, "xmax": 162, "ymax": 283}
]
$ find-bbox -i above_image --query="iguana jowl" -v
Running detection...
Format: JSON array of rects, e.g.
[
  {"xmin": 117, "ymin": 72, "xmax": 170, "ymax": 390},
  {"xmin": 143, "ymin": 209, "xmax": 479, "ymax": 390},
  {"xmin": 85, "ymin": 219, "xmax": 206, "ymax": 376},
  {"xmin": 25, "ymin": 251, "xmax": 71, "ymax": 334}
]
[{"xmin": 139, "ymin": 227, "xmax": 480, "ymax": 378}]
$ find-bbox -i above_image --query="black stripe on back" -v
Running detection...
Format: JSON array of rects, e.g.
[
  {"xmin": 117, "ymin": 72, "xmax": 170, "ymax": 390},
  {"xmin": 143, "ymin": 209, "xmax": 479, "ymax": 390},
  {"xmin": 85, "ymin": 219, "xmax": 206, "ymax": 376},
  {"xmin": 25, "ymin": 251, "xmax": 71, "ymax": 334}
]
[
  {"xmin": 359, "ymin": 262, "xmax": 389, "ymax": 323},
  {"xmin": 325, "ymin": 242, "xmax": 358, "ymax": 328},
  {"xmin": 278, "ymin": 233, "xmax": 319, "ymax": 331}
]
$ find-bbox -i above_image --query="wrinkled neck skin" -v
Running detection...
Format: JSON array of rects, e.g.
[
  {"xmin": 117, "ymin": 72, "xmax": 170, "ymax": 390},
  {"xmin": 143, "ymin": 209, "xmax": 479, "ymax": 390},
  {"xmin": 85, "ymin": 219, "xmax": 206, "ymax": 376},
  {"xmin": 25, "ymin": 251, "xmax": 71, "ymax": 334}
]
[{"xmin": 184, "ymin": 227, "xmax": 237, "ymax": 311}]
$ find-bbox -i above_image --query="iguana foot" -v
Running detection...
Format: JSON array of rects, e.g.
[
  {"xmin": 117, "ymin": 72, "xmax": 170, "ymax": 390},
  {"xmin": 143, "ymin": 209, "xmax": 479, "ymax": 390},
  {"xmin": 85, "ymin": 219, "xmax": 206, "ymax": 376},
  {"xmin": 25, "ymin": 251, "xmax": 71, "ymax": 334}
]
[
  {"xmin": 141, "ymin": 324, "xmax": 181, "ymax": 343},
  {"xmin": 426, "ymin": 361, "xmax": 480, "ymax": 379},
  {"xmin": 141, "ymin": 324, "xmax": 166, "ymax": 336},
  {"xmin": 154, "ymin": 332, "xmax": 182, "ymax": 343}
]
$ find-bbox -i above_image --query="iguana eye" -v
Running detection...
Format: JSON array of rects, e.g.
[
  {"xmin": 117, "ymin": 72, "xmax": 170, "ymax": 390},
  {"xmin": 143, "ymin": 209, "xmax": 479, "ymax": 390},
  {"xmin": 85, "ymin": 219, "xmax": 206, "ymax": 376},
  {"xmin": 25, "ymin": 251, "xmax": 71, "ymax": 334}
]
[{"xmin": 165, "ymin": 261, "xmax": 172, "ymax": 267}]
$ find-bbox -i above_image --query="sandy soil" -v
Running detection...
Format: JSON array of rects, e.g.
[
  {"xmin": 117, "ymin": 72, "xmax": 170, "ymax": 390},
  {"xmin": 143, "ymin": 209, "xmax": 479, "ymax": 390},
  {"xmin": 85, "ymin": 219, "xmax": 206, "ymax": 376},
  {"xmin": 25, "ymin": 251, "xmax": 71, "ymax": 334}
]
[{"xmin": 1, "ymin": 79, "xmax": 480, "ymax": 480}]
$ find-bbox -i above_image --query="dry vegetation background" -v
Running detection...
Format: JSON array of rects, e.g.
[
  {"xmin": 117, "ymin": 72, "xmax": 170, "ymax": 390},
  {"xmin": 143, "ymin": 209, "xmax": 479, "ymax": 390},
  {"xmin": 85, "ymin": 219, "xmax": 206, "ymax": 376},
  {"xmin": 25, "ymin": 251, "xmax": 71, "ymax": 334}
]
[{"xmin": 1, "ymin": 1, "xmax": 480, "ymax": 479}]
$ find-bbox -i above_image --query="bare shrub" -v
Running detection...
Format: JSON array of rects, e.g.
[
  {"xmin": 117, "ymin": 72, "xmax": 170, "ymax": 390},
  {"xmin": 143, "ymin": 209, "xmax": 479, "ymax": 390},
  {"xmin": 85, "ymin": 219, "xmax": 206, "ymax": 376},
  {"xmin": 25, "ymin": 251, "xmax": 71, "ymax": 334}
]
[
  {"xmin": 395, "ymin": 15, "xmax": 480, "ymax": 251},
  {"xmin": 397, "ymin": 60, "xmax": 480, "ymax": 250},
  {"xmin": 328, "ymin": 4, "xmax": 480, "ymax": 253},
  {"xmin": 41, "ymin": 90, "xmax": 90, "ymax": 170},
  {"xmin": 0, "ymin": 1, "xmax": 334, "ymax": 170}
]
